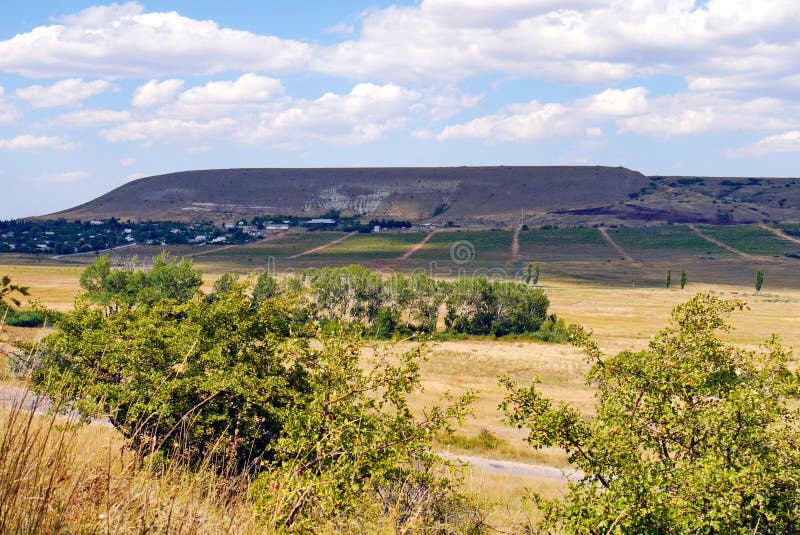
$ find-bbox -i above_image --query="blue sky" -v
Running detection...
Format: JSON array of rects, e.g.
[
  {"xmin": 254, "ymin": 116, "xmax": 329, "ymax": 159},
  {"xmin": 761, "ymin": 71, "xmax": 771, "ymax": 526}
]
[{"xmin": 1, "ymin": 1, "xmax": 799, "ymax": 219}]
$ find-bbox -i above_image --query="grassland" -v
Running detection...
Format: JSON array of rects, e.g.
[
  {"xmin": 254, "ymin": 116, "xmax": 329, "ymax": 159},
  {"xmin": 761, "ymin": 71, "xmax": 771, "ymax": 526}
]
[{"xmin": 4, "ymin": 224, "xmax": 800, "ymax": 529}]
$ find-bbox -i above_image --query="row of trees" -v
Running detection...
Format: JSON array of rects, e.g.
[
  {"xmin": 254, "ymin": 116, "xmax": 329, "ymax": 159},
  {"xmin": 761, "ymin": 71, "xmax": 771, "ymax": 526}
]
[
  {"xmin": 666, "ymin": 267, "xmax": 765, "ymax": 293},
  {"xmin": 78, "ymin": 255, "xmax": 565, "ymax": 339}
]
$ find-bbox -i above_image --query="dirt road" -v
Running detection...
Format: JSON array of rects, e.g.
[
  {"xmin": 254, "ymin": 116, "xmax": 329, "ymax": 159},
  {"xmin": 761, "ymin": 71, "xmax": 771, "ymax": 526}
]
[
  {"xmin": 511, "ymin": 226, "xmax": 521, "ymax": 262},
  {"xmin": 598, "ymin": 227, "xmax": 636, "ymax": 264},
  {"xmin": 400, "ymin": 230, "xmax": 441, "ymax": 260},
  {"xmin": 441, "ymin": 452, "xmax": 581, "ymax": 482},
  {"xmin": 687, "ymin": 224, "xmax": 755, "ymax": 259},
  {"xmin": 289, "ymin": 231, "xmax": 358, "ymax": 259},
  {"xmin": 759, "ymin": 224, "xmax": 800, "ymax": 246}
]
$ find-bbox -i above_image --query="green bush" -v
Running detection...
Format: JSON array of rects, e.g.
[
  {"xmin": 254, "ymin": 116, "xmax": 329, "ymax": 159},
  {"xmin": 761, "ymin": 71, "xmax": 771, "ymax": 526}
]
[{"xmin": 504, "ymin": 293, "xmax": 800, "ymax": 533}]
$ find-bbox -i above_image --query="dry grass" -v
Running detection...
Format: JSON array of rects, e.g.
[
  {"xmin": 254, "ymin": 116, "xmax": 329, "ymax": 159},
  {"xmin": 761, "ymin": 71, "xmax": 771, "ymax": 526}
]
[
  {"xmin": 3, "ymin": 258, "xmax": 800, "ymax": 522},
  {"xmin": 0, "ymin": 398, "xmax": 256, "ymax": 534}
]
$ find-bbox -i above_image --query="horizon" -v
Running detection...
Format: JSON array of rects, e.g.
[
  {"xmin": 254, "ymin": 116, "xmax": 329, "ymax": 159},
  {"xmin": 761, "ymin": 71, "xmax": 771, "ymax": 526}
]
[{"xmin": 2, "ymin": 1, "xmax": 800, "ymax": 219}]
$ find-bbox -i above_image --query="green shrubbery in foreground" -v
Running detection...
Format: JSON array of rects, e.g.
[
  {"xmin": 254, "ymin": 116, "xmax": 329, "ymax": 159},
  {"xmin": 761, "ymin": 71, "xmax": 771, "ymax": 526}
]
[
  {"xmin": 5, "ymin": 256, "xmax": 800, "ymax": 533},
  {"xmin": 504, "ymin": 293, "xmax": 800, "ymax": 533}
]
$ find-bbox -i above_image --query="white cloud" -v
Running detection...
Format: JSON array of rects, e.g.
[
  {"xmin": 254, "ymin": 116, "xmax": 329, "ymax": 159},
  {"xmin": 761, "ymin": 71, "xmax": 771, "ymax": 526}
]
[
  {"xmin": 179, "ymin": 74, "xmax": 283, "ymax": 104},
  {"xmin": 0, "ymin": 134, "xmax": 75, "ymax": 151},
  {"xmin": 132, "ymin": 79, "xmax": 184, "ymax": 107},
  {"xmin": 732, "ymin": 131, "xmax": 800, "ymax": 157},
  {"xmin": 37, "ymin": 170, "xmax": 90, "ymax": 184},
  {"xmin": 436, "ymin": 101, "xmax": 572, "ymax": 142},
  {"xmin": 579, "ymin": 87, "xmax": 649, "ymax": 116},
  {"xmin": 16, "ymin": 78, "xmax": 110, "ymax": 108},
  {"xmin": 0, "ymin": 0, "xmax": 796, "ymax": 94},
  {"xmin": 254, "ymin": 83, "xmax": 421, "ymax": 145},
  {"xmin": 419, "ymin": 89, "xmax": 485, "ymax": 121},
  {"xmin": 100, "ymin": 117, "xmax": 236, "ymax": 145},
  {"xmin": 56, "ymin": 109, "xmax": 132, "ymax": 127},
  {"xmin": 0, "ymin": 3, "xmax": 311, "ymax": 78},
  {"xmin": 434, "ymin": 86, "xmax": 648, "ymax": 143},
  {"xmin": 619, "ymin": 94, "xmax": 795, "ymax": 137},
  {"xmin": 120, "ymin": 157, "xmax": 137, "ymax": 166},
  {"xmin": 0, "ymin": 87, "xmax": 20, "ymax": 124}
]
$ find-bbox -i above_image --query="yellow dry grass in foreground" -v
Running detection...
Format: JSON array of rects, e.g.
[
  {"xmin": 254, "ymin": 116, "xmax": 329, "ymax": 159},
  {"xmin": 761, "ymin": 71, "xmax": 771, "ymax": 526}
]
[{"xmin": 0, "ymin": 404, "xmax": 256, "ymax": 534}]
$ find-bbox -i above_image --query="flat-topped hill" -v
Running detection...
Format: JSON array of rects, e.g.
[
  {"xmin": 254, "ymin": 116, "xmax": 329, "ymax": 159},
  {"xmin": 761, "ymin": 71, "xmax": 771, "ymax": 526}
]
[{"xmin": 39, "ymin": 167, "xmax": 800, "ymax": 226}]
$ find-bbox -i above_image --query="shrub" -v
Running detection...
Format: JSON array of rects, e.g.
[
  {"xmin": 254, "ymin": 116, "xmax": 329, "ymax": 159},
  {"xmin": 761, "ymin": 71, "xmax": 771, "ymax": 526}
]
[{"xmin": 503, "ymin": 293, "xmax": 800, "ymax": 533}]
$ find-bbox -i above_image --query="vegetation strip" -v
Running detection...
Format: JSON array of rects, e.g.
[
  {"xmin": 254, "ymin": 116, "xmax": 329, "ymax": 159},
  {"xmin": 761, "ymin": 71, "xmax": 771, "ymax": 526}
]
[
  {"xmin": 759, "ymin": 224, "xmax": 800, "ymax": 246},
  {"xmin": 688, "ymin": 224, "xmax": 758, "ymax": 259},
  {"xmin": 399, "ymin": 229, "xmax": 441, "ymax": 260},
  {"xmin": 288, "ymin": 231, "xmax": 358, "ymax": 258},
  {"xmin": 597, "ymin": 227, "xmax": 636, "ymax": 264}
]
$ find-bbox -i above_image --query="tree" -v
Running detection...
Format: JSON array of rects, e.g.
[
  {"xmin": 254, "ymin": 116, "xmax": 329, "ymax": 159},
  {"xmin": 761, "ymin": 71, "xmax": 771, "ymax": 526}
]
[
  {"xmin": 34, "ymin": 280, "xmax": 303, "ymax": 472},
  {"xmin": 665, "ymin": 269, "xmax": 671, "ymax": 288},
  {"xmin": 756, "ymin": 267, "xmax": 764, "ymax": 294},
  {"xmin": 253, "ymin": 331, "xmax": 476, "ymax": 531},
  {"xmin": 680, "ymin": 269, "xmax": 687, "ymax": 289},
  {"xmin": 523, "ymin": 262, "xmax": 540, "ymax": 286},
  {"xmin": 0, "ymin": 275, "xmax": 30, "ymax": 308},
  {"xmin": 502, "ymin": 293, "xmax": 800, "ymax": 533}
]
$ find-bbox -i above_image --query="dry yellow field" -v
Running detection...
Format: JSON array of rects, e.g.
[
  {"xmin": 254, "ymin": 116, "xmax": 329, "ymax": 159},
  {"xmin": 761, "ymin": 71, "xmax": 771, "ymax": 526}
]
[{"xmin": 3, "ymin": 261, "xmax": 798, "ymax": 528}]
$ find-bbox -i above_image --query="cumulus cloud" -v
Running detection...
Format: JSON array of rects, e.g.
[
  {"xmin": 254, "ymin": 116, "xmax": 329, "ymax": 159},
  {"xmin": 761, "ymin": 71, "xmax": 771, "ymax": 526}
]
[
  {"xmin": 731, "ymin": 131, "xmax": 800, "ymax": 157},
  {"xmin": 120, "ymin": 157, "xmax": 137, "ymax": 166},
  {"xmin": 179, "ymin": 74, "xmax": 283, "ymax": 105},
  {"xmin": 0, "ymin": 87, "xmax": 20, "ymax": 124},
  {"xmin": 0, "ymin": 0, "xmax": 797, "ymax": 94},
  {"xmin": 16, "ymin": 79, "xmax": 110, "ymax": 107},
  {"xmin": 0, "ymin": 2, "xmax": 311, "ymax": 78},
  {"xmin": 132, "ymin": 79, "xmax": 185, "ymax": 107},
  {"xmin": 100, "ymin": 118, "xmax": 236, "ymax": 145},
  {"xmin": 253, "ymin": 83, "xmax": 421, "ymax": 145},
  {"xmin": 56, "ymin": 109, "xmax": 132, "ymax": 127},
  {"xmin": 619, "ymin": 94, "xmax": 795, "ymax": 137},
  {"xmin": 0, "ymin": 134, "xmax": 75, "ymax": 151},
  {"xmin": 434, "ymin": 87, "xmax": 648, "ymax": 142}
]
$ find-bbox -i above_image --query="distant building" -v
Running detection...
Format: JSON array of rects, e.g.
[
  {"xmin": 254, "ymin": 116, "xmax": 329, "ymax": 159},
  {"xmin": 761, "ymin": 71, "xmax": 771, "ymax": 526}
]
[
  {"xmin": 211, "ymin": 236, "xmax": 228, "ymax": 244},
  {"xmin": 264, "ymin": 224, "xmax": 290, "ymax": 230},
  {"xmin": 306, "ymin": 218, "xmax": 337, "ymax": 226},
  {"xmin": 373, "ymin": 225, "xmax": 381, "ymax": 233},
  {"xmin": 89, "ymin": 220, "xmax": 104, "ymax": 225}
]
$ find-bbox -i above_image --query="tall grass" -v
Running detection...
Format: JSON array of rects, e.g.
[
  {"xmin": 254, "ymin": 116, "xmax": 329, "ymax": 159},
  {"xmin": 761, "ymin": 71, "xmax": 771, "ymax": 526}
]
[{"xmin": 0, "ymin": 393, "xmax": 256, "ymax": 534}]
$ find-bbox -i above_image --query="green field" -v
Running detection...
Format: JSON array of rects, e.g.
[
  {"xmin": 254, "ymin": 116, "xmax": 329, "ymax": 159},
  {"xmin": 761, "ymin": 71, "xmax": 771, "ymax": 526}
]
[
  {"xmin": 608, "ymin": 225, "xmax": 731, "ymax": 260},
  {"xmin": 697, "ymin": 225, "xmax": 794, "ymax": 257}
]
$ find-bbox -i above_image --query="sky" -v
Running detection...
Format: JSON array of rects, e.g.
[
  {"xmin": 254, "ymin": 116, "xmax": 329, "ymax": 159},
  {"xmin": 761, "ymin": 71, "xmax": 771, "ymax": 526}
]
[{"xmin": 1, "ymin": 0, "xmax": 800, "ymax": 219}]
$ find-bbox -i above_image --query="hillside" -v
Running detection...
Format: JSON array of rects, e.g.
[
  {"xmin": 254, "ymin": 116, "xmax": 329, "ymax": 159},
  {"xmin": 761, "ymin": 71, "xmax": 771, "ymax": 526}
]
[{"xmin": 40, "ymin": 167, "xmax": 800, "ymax": 227}]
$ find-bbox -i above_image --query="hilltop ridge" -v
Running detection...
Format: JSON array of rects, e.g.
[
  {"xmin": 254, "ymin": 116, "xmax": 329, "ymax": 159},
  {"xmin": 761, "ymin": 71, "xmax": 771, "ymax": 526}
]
[{"xmin": 40, "ymin": 166, "xmax": 800, "ymax": 227}]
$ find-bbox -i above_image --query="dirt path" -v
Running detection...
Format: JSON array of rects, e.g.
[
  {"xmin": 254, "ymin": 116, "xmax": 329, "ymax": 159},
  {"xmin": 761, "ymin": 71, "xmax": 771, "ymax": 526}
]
[
  {"xmin": 759, "ymin": 224, "xmax": 800, "ymax": 246},
  {"xmin": 51, "ymin": 242, "xmax": 138, "ymax": 260},
  {"xmin": 441, "ymin": 452, "xmax": 581, "ymax": 482},
  {"xmin": 400, "ymin": 230, "xmax": 441, "ymax": 260},
  {"xmin": 598, "ymin": 227, "xmax": 636, "ymax": 264},
  {"xmin": 511, "ymin": 226, "xmax": 521, "ymax": 262},
  {"xmin": 687, "ymin": 224, "xmax": 756, "ymax": 259},
  {"xmin": 185, "ymin": 232, "xmax": 287, "ymax": 259},
  {"xmin": 289, "ymin": 231, "xmax": 358, "ymax": 259}
]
